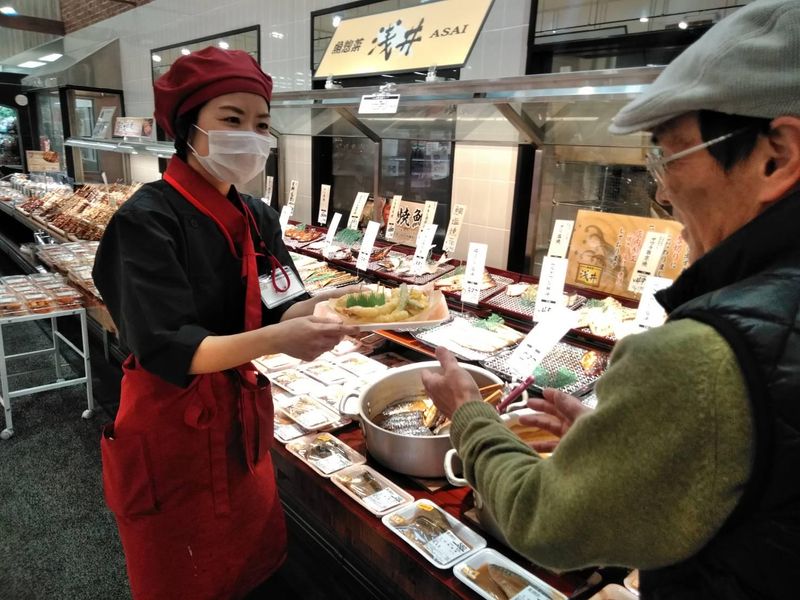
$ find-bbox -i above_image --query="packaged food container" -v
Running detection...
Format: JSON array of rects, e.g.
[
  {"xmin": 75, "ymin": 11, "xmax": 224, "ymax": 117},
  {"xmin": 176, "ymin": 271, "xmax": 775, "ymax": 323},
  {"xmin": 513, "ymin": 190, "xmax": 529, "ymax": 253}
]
[
  {"xmin": 286, "ymin": 432, "xmax": 366, "ymax": 477},
  {"xmin": 280, "ymin": 395, "xmax": 342, "ymax": 430},
  {"xmin": 589, "ymin": 584, "xmax": 639, "ymax": 600},
  {"xmin": 22, "ymin": 292, "xmax": 55, "ymax": 314},
  {"xmin": 454, "ymin": 548, "xmax": 567, "ymax": 600},
  {"xmin": 334, "ymin": 353, "xmax": 388, "ymax": 379},
  {"xmin": 254, "ymin": 353, "xmax": 301, "ymax": 372},
  {"xmin": 51, "ymin": 289, "xmax": 82, "ymax": 307},
  {"xmin": 300, "ymin": 360, "xmax": 354, "ymax": 385},
  {"xmin": 270, "ymin": 368, "xmax": 327, "ymax": 396},
  {"xmin": 382, "ymin": 500, "xmax": 486, "ymax": 569},
  {"xmin": 331, "ymin": 465, "xmax": 414, "ymax": 516},
  {"xmin": 273, "ymin": 412, "xmax": 308, "ymax": 444},
  {"xmin": 0, "ymin": 294, "xmax": 26, "ymax": 317}
]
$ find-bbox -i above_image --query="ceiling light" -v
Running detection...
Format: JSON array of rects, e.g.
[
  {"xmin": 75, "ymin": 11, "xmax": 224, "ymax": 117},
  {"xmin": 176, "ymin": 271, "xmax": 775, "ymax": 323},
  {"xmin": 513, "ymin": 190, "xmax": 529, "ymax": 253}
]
[
  {"xmin": 271, "ymin": 31, "xmax": 284, "ymax": 39},
  {"xmin": 39, "ymin": 53, "xmax": 62, "ymax": 62},
  {"xmin": 0, "ymin": 6, "xmax": 17, "ymax": 15},
  {"xmin": 218, "ymin": 41, "xmax": 229, "ymax": 49},
  {"xmin": 19, "ymin": 61, "xmax": 46, "ymax": 68},
  {"xmin": 639, "ymin": 16, "xmax": 649, "ymax": 23},
  {"xmin": 151, "ymin": 54, "xmax": 162, "ymax": 62},
  {"xmin": 678, "ymin": 20, "xmax": 688, "ymax": 29},
  {"xmin": 332, "ymin": 15, "xmax": 341, "ymax": 27},
  {"xmin": 181, "ymin": 48, "xmax": 190, "ymax": 56}
]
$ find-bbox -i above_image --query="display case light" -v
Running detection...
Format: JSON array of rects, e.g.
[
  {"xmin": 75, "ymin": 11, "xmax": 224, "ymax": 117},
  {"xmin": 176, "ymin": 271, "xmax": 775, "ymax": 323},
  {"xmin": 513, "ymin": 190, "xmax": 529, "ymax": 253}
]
[
  {"xmin": 181, "ymin": 48, "xmax": 191, "ymax": 56},
  {"xmin": 39, "ymin": 53, "xmax": 63, "ymax": 62},
  {"xmin": 678, "ymin": 19, "xmax": 688, "ymax": 29},
  {"xmin": 18, "ymin": 61, "xmax": 46, "ymax": 68},
  {"xmin": 332, "ymin": 15, "xmax": 341, "ymax": 27},
  {"xmin": 271, "ymin": 31, "xmax": 284, "ymax": 39},
  {"xmin": 639, "ymin": 16, "xmax": 649, "ymax": 23},
  {"xmin": 152, "ymin": 54, "xmax": 162, "ymax": 63},
  {"xmin": 218, "ymin": 41, "xmax": 229, "ymax": 49},
  {"xmin": 0, "ymin": 6, "xmax": 17, "ymax": 15}
]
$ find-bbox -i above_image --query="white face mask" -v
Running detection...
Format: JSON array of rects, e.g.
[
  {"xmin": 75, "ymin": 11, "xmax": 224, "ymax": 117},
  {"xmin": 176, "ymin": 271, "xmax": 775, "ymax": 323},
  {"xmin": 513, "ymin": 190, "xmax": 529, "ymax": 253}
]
[{"xmin": 188, "ymin": 125, "xmax": 274, "ymax": 186}]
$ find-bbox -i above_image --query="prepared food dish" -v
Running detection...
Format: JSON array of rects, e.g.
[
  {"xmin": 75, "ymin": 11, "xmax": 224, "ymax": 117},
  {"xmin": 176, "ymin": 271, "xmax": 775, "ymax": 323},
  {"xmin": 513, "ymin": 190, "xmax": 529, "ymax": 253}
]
[
  {"xmin": 373, "ymin": 394, "xmax": 446, "ymax": 437},
  {"xmin": 22, "ymin": 292, "xmax": 55, "ymax": 314},
  {"xmin": 576, "ymin": 297, "xmax": 638, "ymax": 338},
  {"xmin": 281, "ymin": 395, "xmax": 339, "ymax": 429},
  {"xmin": 462, "ymin": 563, "xmax": 552, "ymax": 600},
  {"xmin": 389, "ymin": 504, "xmax": 472, "ymax": 560},
  {"xmin": 331, "ymin": 284, "xmax": 430, "ymax": 324},
  {"xmin": 434, "ymin": 267, "xmax": 496, "ymax": 293},
  {"xmin": 287, "ymin": 433, "xmax": 363, "ymax": 475},
  {"xmin": 332, "ymin": 466, "xmax": 412, "ymax": 515},
  {"xmin": 284, "ymin": 226, "xmax": 324, "ymax": 243},
  {"xmin": 0, "ymin": 294, "xmax": 25, "ymax": 316}
]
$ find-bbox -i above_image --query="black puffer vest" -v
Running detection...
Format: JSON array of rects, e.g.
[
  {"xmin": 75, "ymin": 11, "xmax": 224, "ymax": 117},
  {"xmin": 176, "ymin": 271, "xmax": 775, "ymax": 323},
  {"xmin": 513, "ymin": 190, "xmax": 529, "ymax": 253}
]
[{"xmin": 640, "ymin": 192, "xmax": 800, "ymax": 600}]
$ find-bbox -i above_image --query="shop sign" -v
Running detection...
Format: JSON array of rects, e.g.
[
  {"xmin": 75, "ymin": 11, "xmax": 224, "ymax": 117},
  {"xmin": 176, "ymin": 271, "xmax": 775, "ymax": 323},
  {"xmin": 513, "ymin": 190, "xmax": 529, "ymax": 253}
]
[
  {"xmin": 358, "ymin": 94, "xmax": 400, "ymax": 114},
  {"xmin": 113, "ymin": 117, "xmax": 155, "ymax": 139},
  {"xmin": 566, "ymin": 210, "xmax": 689, "ymax": 301},
  {"xmin": 442, "ymin": 204, "xmax": 466, "ymax": 254},
  {"xmin": 391, "ymin": 199, "xmax": 429, "ymax": 246},
  {"xmin": 315, "ymin": 0, "xmax": 493, "ymax": 78},
  {"xmin": 26, "ymin": 150, "xmax": 61, "ymax": 173},
  {"xmin": 91, "ymin": 107, "xmax": 116, "ymax": 139}
]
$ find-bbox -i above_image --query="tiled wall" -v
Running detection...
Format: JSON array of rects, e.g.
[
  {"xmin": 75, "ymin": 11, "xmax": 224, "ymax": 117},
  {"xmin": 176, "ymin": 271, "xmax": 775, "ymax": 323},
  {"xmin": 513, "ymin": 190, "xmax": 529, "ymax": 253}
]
[
  {"xmin": 450, "ymin": 144, "xmax": 518, "ymax": 270},
  {"xmin": 64, "ymin": 0, "xmax": 531, "ymax": 267}
]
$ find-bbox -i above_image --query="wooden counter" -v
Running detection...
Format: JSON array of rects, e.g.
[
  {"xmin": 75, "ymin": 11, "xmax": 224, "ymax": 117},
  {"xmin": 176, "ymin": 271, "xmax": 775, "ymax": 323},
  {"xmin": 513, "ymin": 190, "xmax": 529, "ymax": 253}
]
[{"xmin": 272, "ymin": 424, "xmax": 586, "ymax": 600}]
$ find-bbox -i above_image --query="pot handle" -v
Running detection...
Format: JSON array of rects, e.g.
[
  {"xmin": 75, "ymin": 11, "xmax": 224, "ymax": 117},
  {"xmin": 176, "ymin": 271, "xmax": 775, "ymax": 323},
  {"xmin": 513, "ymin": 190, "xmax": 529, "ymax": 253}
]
[
  {"xmin": 444, "ymin": 448, "xmax": 469, "ymax": 487},
  {"xmin": 338, "ymin": 393, "xmax": 361, "ymax": 421}
]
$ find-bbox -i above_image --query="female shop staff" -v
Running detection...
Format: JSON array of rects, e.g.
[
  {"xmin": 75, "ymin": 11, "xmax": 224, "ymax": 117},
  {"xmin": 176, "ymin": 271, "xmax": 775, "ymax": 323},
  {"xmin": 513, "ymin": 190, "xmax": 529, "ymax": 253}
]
[{"xmin": 92, "ymin": 47, "xmax": 359, "ymax": 600}]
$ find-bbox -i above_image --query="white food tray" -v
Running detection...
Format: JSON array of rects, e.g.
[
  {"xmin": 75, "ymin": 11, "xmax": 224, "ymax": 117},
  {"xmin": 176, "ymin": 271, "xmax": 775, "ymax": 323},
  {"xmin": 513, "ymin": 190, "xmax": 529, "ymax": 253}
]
[
  {"xmin": 331, "ymin": 465, "xmax": 414, "ymax": 517},
  {"xmin": 280, "ymin": 395, "xmax": 342, "ymax": 430},
  {"xmin": 453, "ymin": 548, "xmax": 567, "ymax": 600},
  {"xmin": 285, "ymin": 432, "xmax": 366, "ymax": 477},
  {"xmin": 382, "ymin": 499, "xmax": 486, "ymax": 569}
]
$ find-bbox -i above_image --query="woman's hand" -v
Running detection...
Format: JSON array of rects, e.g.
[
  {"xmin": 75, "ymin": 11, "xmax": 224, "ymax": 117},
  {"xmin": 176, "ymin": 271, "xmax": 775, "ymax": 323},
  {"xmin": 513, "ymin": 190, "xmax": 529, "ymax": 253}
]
[
  {"xmin": 518, "ymin": 388, "xmax": 591, "ymax": 452},
  {"xmin": 268, "ymin": 316, "xmax": 360, "ymax": 361},
  {"xmin": 421, "ymin": 347, "xmax": 482, "ymax": 419}
]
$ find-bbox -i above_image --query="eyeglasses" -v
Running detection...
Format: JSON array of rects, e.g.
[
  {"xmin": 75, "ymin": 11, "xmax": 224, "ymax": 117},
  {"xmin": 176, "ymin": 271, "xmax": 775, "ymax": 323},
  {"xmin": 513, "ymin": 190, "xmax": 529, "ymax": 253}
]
[{"xmin": 646, "ymin": 129, "xmax": 748, "ymax": 187}]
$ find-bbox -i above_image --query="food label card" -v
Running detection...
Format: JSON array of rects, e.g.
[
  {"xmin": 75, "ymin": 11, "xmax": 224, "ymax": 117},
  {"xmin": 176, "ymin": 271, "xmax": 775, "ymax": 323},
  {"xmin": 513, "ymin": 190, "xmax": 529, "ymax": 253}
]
[
  {"xmin": 356, "ymin": 221, "xmax": 381, "ymax": 271},
  {"xmin": 323, "ymin": 212, "xmax": 343, "ymax": 257},
  {"xmin": 424, "ymin": 530, "xmax": 471, "ymax": 565},
  {"xmin": 547, "ymin": 220, "xmax": 574, "ymax": 259},
  {"xmin": 634, "ymin": 275, "xmax": 672, "ymax": 329},
  {"xmin": 533, "ymin": 257, "xmax": 569, "ymax": 322},
  {"xmin": 461, "ymin": 242, "xmax": 488, "ymax": 305},
  {"xmin": 510, "ymin": 585, "xmax": 559, "ymax": 600},
  {"xmin": 263, "ymin": 175, "xmax": 274, "ymax": 206},
  {"xmin": 442, "ymin": 204, "xmax": 466, "ymax": 254},
  {"xmin": 415, "ymin": 201, "xmax": 438, "ymax": 247},
  {"xmin": 347, "ymin": 192, "xmax": 370, "ymax": 230},
  {"xmin": 628, "ymin": 231, "xmax": 669, "ymax": 294},
  {"xmin": 318, "ymin": 184, "xmax": 331, "ymax": 224},
  {"xmin": 385, "ymin": 195, "xmax": 402, "ymax": 241},
  {"xmin": 286, "ymin": 179, "xmax": 299, "ymax": 217},
  {"xmin": 279, "ymin": 205, "xmax": 291, "ymax": 236},
  {"xmin": 509, "ymin": 307, "xmax": 577, "ymax": 379},
  {"xmin": 411, "ymin": 223, "xmax": 438, "ymax": 276},
  {"xmin": 364, "ymin": 488, "xmax": 405, "ymax": 513}
]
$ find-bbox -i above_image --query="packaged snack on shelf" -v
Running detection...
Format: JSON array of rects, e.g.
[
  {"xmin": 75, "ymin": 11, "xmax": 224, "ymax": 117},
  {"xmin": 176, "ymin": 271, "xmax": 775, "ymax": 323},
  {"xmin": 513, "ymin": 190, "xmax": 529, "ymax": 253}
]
[
  {"xmin": 0, "ymin": 293, "xmax": 26, "ymax": 317},
  {"xmin": 273, "ymin": 412, "xmax": 309, "ymax": 444},
  {"xmin": 280, "ymin": 395, "xmax": 342, "ymax": 430},
  {"xmin": 332, "ymin": 465, "xmax": 414, "ymax": 516},
  {"xmin": 270, "ymin": 368, "xmax": 328, "ymax": 396},
  {"xmin": 454, "ymin": 548, "xmax": 567, "ymax": 600},
  {"xmin": 253, "ymin": 353, "xmax": 301, "ymax": 373},
  {"xmin": 21, "ymin": 291, "xmax": 55, "ymax": 314},
  {"xmin": 286, "ymin": 432, "xmax": 366, "ymax": 477},
  {"xmin": 382, "ymin": 500, "xmax": 486, "ymax": 569},
  {"xmin": 51, "ymin": 288, "xmax": 83, "ymax": 308},
  {"xmin": 334, "ymin": 353, "xmax": 388, "ymax": 379},
  {"xmin": 300, "ymin": 360, "xmax": 354, "ymax": 385}
]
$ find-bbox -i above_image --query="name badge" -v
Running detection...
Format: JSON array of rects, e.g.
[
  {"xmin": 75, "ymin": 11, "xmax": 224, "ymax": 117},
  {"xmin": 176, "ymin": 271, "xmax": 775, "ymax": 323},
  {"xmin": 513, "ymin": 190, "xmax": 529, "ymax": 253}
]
[{"xmin": 260, "ymin": 267, "xmax": 306, "ymax": 309}]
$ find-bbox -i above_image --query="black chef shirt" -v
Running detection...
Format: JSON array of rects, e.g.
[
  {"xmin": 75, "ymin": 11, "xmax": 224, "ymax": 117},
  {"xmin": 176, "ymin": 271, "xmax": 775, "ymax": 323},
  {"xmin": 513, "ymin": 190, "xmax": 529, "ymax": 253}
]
[{"xmin": 93, "ymin": 179, "xmax": 307, "ymax": 388}]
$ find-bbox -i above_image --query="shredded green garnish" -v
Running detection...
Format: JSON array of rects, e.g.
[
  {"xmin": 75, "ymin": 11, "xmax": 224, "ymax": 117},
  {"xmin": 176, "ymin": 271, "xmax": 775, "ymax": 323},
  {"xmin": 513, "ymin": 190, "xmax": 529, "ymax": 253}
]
[
  {"xmin": 475, "ymin": 313, "xmax": 505, "ymax": 331},
  {"xmin": 533, "ymin": 366, "xmax": 578, "ymax": 389},
  {"xmin": 345, "ymin": 289, "xmax": 387, "ymax": 308},
  {"xmin": 334, "ymin": 228, "xmax": 363, "ymax": 246}
]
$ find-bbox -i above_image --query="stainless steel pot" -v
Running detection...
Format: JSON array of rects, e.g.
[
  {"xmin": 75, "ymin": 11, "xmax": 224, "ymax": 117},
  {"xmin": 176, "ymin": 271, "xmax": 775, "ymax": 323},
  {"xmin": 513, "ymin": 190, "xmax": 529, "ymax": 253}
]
[{"xmin": 339, "ymin": 361, "xmax": 503, "ymax": 478}]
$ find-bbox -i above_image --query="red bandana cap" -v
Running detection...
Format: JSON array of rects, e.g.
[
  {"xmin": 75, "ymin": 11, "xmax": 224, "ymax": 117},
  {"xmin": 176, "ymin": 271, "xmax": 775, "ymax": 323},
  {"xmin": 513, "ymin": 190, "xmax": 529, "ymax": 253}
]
[{"xmin": 154, "ymin": 46, "xmax": 273, "ymax": 139}]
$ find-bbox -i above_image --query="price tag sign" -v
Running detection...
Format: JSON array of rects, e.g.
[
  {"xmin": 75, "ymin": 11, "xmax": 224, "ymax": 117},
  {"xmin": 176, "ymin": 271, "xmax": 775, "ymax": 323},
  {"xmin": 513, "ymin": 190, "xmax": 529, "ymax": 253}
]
[
  {"xmin": 461, "ymin": 242, "xmax": 488, "ymax": 305},
  {"xmin": 313, "ymin": 452, "xmax": 352, "ymax": 475},
  {"xmin": 415, "ymin": 201, "xmax": 438, "ymax": 247},
  {"xmin": 634, "ymin": 275, "xmax": 673, "ymax": 329},
  {"xmin": 264, "ymin": 175, "xmax": 274, "ymax": 206},
  {"xmin": 318, "ymin": 184, "xmax": 331, "ymax": 225},
  {"xmin": 287, "ymin": 179, "xmax": 299, "ymax": 217},
  {"xmin": 628, "ymin": 231, "xmax": 669, "ymax": 294},
  {"xmin": 423, "ymin": 530, "xmax": 470, "ymax": 565},
  {"xmin": 279, "ymin": 205, "xmax": 291, "ymax": 236},
  {"xmin": 411, "ymin": 223, "xmax": 438, "ymax": 276},
  {"xmin": 385, "ymin": 195, "xmax": 402, "ymax": 241},
  {"xmin": 358, "ymin": 94, "xmax": 400, "ymax": 114},
  {"xmin": 547, "ymin": 219, "xmax": 575, "ymax": 259},
  {"xmin": 508, "ymin": 307, "xmax": 578, "ymax": 379},
  {"xmin": 347, "ymin": 192, "xmax": 370, "ymax": 230},
  {"xmin": 442, "ymin": 204, "xmax": 467, "ymax": 254},
  {"xmin": 323, "ymin": 212, "xmax": 343, "ymax": 257},
  {"xmin": 510, "ymin": 584, "xmax": 560, "ymax": 600},
  {"xmin": 356, "ymin": 221, "xmax": 381, "ymax": 271},
  {"xmin": 275, "ymin": 423, "xmax": 304, "ymax": 443},
  {"xmin": 533, "ymin": 256, "xmax": 569, "ymax": 322},
  {"xmin": 363, "ymin": 488, "xmax": 404, "ymax": 513}
]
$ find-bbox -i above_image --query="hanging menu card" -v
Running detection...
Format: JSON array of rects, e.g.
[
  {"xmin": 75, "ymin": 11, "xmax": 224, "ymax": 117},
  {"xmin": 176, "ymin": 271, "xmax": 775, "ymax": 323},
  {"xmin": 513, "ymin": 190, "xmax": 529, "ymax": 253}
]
[
  {"xmin": 533, "ymin": 256, "xmax": 569, "ymax": 322},
  {"xmin": 347, "ymin": 192, "xmax": 370, "ymax": 230},
  {"xmin": 442, "ymin": 204, "xmax": 466, "ymax": 254},
  {"xmin": 356, "ymin": 221, "xmax": 381, "ymax": 272},
  {"xmin": 628, "ymin": 231, "xmax": 669, "ymax": 294},
  {"xmin": 385, "ymin": 195, "xmax": 402, "ymax": 241},
  {"xmin": 318, "ymin": 184, "xmax": 331, "ymax": 224}
]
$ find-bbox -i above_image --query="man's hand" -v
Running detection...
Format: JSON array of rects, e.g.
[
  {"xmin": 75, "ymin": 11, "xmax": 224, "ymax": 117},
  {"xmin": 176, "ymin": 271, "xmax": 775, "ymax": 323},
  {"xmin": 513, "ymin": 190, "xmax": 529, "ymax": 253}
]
[
  {"xmin": 268, "ymin": 316, "xmax": 359, "ymax": 361},
  {"xmin": 421, "ymin": 347, "xmax": 482, "ymax": 419},
  {"xmin": 518, "ymin": 388, "xmax": 591, "ymax": 452}
]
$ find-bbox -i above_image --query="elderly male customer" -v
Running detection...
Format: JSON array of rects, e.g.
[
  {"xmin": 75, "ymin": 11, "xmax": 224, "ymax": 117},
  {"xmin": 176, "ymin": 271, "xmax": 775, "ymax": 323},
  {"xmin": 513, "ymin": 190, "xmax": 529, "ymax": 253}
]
[{"xmin": 422, "ymin": 1, "xmax": 800, "ymax": 598}]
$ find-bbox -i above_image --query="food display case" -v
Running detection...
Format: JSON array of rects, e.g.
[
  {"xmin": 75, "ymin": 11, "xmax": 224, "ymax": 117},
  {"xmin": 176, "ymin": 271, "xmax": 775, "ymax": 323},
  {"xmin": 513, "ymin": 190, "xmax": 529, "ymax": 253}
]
[{"xmin": 0, "ymin": 105, "xmax": 23, "ymax": 172}]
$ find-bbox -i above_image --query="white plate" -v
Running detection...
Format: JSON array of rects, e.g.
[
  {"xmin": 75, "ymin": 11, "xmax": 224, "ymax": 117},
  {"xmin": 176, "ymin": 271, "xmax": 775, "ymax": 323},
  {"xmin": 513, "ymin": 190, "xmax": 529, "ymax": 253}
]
[
  {"xmin": 453, "ymin": 548, "xmax": 567, "ymax": 600},
  {"xmin": 331, "ymin": 465, "xmax": 414, "ymax": 516},
  {"xmin": 382, "ymin": 499, "xmax": 485, "ymax": 569},
  {"xmin": 285, "ymin": 432, "xmax": 366, "ymax": 477}
]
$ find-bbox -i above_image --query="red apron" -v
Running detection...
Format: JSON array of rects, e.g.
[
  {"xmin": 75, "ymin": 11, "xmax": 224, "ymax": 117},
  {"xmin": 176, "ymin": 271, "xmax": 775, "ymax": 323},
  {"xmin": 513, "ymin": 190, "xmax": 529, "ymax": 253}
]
[{"xmin": 100, "ymin": 158, "xmax": 286, "ymax": 600}]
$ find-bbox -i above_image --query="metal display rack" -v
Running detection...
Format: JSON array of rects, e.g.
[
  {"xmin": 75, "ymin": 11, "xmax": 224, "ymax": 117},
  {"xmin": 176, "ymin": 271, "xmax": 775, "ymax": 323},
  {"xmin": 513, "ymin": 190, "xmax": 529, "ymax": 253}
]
[{"xmin": 0, "ymin": 306, "xmax": 94, "ymax": 440}]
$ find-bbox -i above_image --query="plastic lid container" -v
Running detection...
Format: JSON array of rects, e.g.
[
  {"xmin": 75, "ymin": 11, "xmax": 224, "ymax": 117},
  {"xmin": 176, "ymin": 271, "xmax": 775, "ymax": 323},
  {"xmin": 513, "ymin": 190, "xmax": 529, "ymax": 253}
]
[{"xmin": 286, "ymin": 432, "xmax": 366, "ymax": 477}]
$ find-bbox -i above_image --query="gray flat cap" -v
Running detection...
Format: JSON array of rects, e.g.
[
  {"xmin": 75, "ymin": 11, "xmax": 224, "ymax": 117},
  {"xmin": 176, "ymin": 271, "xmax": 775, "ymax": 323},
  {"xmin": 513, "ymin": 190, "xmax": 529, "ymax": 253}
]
[{"xmin": 610, "ymin": 0, "xmax": 800, "ymax": 134}]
